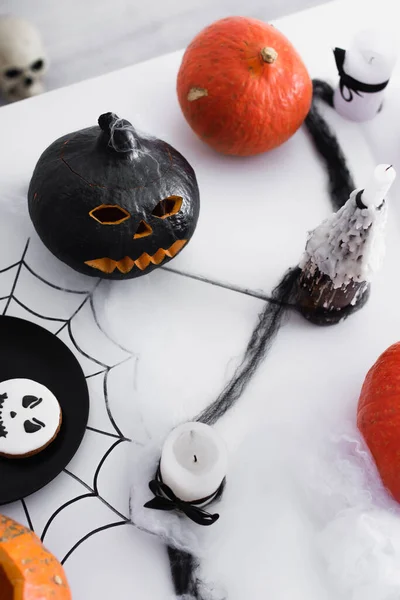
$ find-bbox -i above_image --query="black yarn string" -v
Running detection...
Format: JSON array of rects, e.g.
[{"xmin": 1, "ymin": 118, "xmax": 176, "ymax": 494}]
[
  {"xmin": 165, "ymin": 82, "xmax": 355, "ymax": 598},
  {"xmin": 168, "ymin": 546, "xmax": 203, "ymax": 598},
  {"xmin": 196, "ymin": 267, "xmax": 301, "ymax": 426},
  {"xmin": 312, "ymin": 78, "xmax": 334, "ymax": 107},
  {"xmin": 304, "ymin": 79, "xmax": 355, "ymax": 211},
  {"xmin": 165, "ymin": 269, "xmax": 301, "ymax": 599}
]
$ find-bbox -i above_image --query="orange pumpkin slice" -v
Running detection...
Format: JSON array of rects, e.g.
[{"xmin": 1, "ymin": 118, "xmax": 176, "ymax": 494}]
[{"xmin": 0, "ymin": 514, "xmax": 71, "ymax": 599}]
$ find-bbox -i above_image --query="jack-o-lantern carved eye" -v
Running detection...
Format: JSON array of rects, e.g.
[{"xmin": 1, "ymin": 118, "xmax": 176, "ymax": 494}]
[
  {"xmin": 152, "ymin": 196, "xmax": 183, "ymax": 219},
  {"xmin": 22, "ymin": 395, "xmax": 43, "ymax": 409},
  {"xmin": 134, "ymin": 220, "xmax": 153, "ymax": 239},
  {"xmin": 89, "ymin": 204, "xmax": 130, "ymax": 225},
  {"xmin": 24, "ymin": 417, "xmax": 45, "ymax": 434}
]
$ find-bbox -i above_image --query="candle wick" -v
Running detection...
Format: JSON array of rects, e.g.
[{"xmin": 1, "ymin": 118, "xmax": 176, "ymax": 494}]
[
  {"xmin": 368, "ymin": 56, "xmax": 375, "ymax": 64},
  {"xmin": 386, "ymin": 165, "xmax": 393, "ymax": 171},
  {"xmin": 194, "ymin": 454, "xmax": 198, "ymax": 463}
]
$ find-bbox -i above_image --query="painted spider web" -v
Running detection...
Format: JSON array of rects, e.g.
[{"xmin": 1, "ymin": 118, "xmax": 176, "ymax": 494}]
[{"xmin": 0, "ymin": 233, "xmax": 144, "ymax": 567}]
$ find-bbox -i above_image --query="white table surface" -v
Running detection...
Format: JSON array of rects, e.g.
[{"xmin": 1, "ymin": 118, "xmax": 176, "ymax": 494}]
[{"xmin": 2, "ymin": 0, "xmax": 400, "ymax": 598}]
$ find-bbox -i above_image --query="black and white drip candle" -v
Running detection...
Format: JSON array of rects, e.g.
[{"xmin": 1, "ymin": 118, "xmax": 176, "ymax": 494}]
[
  {"xmin": 296, "ymin": 164, "xmax": 396, "ymax": 325},
  {"xmin": 145, "ymin": 422, "xmax": 228, "ymax": 526},
  {"xmin": 333, "ymin": 29, "xmax": 397, "ymax": 122}
]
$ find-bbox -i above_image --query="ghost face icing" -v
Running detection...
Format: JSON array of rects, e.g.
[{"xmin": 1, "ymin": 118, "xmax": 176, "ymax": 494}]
[{"xmin": 0, "ymin": 379, "xmax": 61, "ymax": 457}]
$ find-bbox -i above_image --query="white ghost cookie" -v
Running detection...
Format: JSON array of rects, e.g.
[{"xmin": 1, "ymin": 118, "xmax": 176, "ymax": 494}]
[{"xmin": 0, "ymin": 379, "xmax": 62, "ymax": 458}]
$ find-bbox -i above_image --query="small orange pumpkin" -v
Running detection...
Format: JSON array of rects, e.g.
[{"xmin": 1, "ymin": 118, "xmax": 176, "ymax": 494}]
[
  {"xmin": 357, "ymin": 342, "xmax": 400, "ymax": 503},
  {"xmin": 0, "ymin": 514, "xmax": 71, "ymax": 599},
  {"xmin": 177, "ymin": 16, "xmax": 312, "ymax": 156}
]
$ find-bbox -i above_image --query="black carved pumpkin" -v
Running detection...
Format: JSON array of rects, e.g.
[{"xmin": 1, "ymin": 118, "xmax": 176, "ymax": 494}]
[{"xmin": 28, "ymin": 113, "xmax": 200, "ymax": 279}]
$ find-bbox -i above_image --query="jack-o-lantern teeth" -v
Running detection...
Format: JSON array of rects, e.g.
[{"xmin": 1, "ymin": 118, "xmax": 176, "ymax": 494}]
[
  {"xmin": 152, "ymin": 196, "xmax": 183, "ymax": 219},
  {"xmin": 0, "ymin": 393, "xmax": 7, "ymax": 438},
  {"xmin": 85, "ymin": 239, "xmax": 187, "ymax": 274},
  {"xmin": 151, "ymin": 248, "xmax": 168, "ymax": 265},
  {"xmin": 133, "ymin": 220, "xmax": 153, "ymax": 239},
  {"xmin": 164, "ymin": 238, "xmax": 187, "ymax": 257},
  {"xmin": 85, "ymin": 257, "xmax": 116, "ymax": 274},
  {"xmin": 116, "ymin": 257, "xmax": 135, "ymax": 274},
  {"xmin": 89, "ymin": 204, "xmax": 130, "ymax": 225},
  {"xmin": 134, "ymin": 254, "xmax": 152, "ymax": 270}
]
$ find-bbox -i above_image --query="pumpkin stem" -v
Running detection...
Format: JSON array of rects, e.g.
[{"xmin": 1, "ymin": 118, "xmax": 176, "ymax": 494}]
[
  {"xmin": 260, "ymin": 47, "xmax": 278, "ymax": 64},
  {"xmin": 98, "ymin": 112, "xmax": 139, "ymax": 156}
]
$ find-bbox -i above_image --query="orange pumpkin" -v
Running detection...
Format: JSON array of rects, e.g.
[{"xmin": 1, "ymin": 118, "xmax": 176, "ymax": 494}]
[
  {"xmin": 0, "ymin": 514, "xmax": 71, "ymax": 600},
  {"xmin": 177, "ymin": 16, "xmax": 312, "ymax": 156},
  {"xmin": 357, "ymin": 342, "xmax": 400, "ymax": 503}
]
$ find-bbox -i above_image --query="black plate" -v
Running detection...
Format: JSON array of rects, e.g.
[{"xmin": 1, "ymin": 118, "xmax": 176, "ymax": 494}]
[{"xmin": 0, "ymin": 316, "xmax": 89, "ymax": 505}]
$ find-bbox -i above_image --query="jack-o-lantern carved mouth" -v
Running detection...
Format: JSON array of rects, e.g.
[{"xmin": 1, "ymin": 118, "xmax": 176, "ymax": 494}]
[
  {"xmin": 0, "ymin": 393, "xmax": 7, "ymax": 438},
  {"xmin": 84, "ymin": 239, "xmax": 187, "ymax": 274}
]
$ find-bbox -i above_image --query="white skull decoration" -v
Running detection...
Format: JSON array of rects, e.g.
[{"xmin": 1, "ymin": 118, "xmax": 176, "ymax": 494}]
[
  {"xmin": 0, "ymin": 378, "xmax": 61, "ymax": 457},
  {"xmin": 0, "ymin": 16, "xmax": 48, "ymax": 103}
]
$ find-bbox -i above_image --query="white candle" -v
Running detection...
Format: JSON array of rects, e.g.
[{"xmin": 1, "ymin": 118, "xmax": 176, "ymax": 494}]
[
  {"xmin": 160, "ymin": 422, "xmax": 228, "ymax": 503},
  {"xmin": 360, "ymin": 164, "xmax": 396, "ymax": 208},
  {"xmin": 333, "ymin": 29, "xmax": 397, "ymax": 122}
]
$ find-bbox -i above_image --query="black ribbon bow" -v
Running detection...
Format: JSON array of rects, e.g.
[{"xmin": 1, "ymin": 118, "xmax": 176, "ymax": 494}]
[
  {"xmin": 144, "ymin": 468, "xmax": 225, "ymax": 526},
  {"xmin": 333, "ymin": 47, "xmax": 389, "ymax": 103}
]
